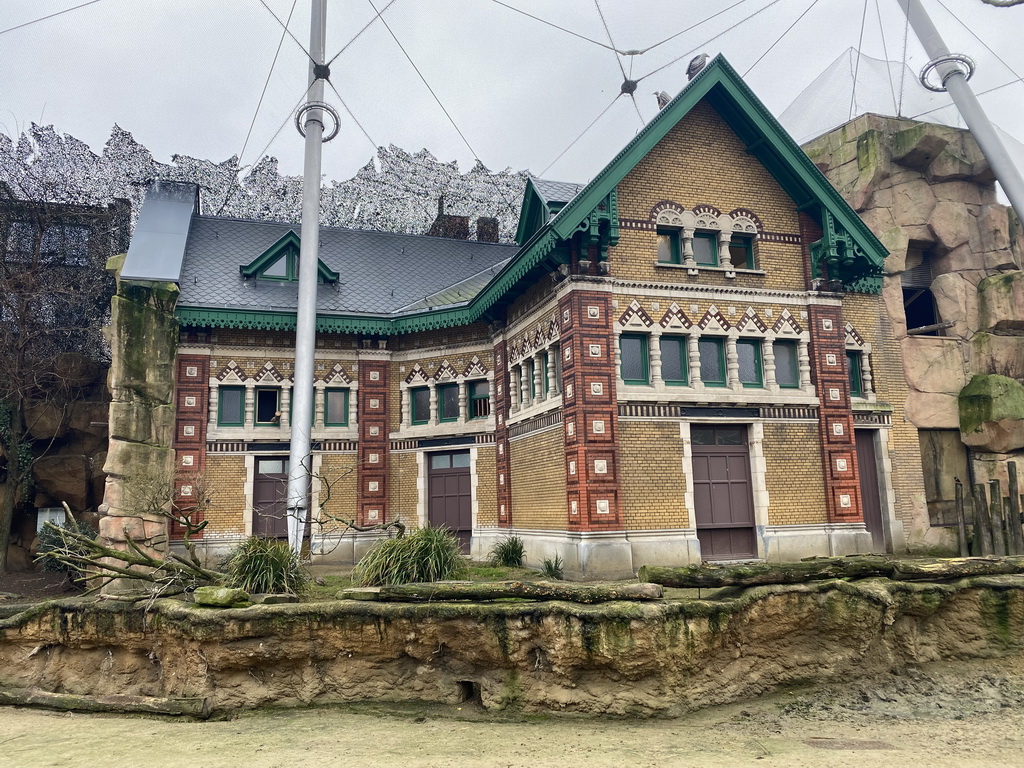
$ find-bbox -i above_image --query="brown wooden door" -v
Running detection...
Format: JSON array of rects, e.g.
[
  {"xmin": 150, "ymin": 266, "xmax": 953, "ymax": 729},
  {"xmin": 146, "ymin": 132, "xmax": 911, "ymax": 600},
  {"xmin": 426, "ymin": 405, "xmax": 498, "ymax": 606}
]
[
  {"xmin": 856, "ymin": 430, "xmax": 885, "ymax": 551},
  {"xmin": 691, "ymin": 425, "xmax": 756, "ymax": 559},
  {"xmin": 253, "ymin": 457, "xmax": 289, "ymax": 538},
  {"xmin": 428, "ymin": 451, "xmax": 472, "ymax": 552}
]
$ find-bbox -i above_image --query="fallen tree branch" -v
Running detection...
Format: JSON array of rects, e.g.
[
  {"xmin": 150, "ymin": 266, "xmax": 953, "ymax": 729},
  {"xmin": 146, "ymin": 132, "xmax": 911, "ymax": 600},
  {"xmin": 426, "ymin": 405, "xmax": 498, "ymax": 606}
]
[
  {"xmin": 638, "ymin": 556, "xmax": 1024, "ymax": 588},
  {"xmin": 0, "ymin": 686, "xmax": 211, "ymax": 718},
  {"xmin": 358, "ymin": 580, "xmax": 663, "ymax": 603}
]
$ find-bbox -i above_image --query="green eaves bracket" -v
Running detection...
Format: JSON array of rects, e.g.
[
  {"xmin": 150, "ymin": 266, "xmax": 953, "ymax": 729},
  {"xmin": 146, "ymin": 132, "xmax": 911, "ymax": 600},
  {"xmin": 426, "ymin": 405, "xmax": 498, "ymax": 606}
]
[{"xmin": 809, "ymin": 209, "xmax": 882, "ymax": 293}]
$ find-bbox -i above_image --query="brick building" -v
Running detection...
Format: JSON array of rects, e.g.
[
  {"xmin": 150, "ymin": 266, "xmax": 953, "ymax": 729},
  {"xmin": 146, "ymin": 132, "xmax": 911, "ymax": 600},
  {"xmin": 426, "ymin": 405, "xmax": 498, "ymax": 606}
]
[{"xmin": 116, "ymin": 56, "xmax": 913, "ymax": 577}]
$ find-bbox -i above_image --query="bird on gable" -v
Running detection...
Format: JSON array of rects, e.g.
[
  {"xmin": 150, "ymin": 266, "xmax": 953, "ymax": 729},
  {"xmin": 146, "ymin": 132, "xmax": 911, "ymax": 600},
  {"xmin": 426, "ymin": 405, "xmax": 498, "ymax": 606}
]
[{"xmin": 687, "ymin": 53, "xmax": 709, "ymax": 81}]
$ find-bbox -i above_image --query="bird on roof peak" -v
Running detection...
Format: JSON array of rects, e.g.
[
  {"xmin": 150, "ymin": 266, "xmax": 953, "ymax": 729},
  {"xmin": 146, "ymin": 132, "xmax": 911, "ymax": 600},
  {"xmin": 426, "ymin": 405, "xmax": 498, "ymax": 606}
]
[
  {"xmin": 654, "ymin": 91, "xmax": 671, "ymax": 110},
  {"xmin": 687, "ymin": 53, "xmax": 709, "ymax": 81}
]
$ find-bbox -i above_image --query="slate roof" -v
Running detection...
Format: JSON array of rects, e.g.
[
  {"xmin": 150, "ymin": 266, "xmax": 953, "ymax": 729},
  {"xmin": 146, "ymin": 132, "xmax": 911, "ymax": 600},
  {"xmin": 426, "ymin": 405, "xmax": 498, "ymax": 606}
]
[
  {"xmin": 176, "ymin": 216, "xmax": 518, "ymax": 316},
  {"xmin": 531, "ymin": 177, "xmax": 584, "ymax": 207}
]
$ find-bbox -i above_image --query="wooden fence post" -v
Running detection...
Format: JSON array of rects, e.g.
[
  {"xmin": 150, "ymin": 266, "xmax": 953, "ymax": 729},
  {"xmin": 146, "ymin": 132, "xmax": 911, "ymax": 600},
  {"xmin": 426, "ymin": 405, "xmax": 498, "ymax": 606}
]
[
  {"xmin": 1008, "ymin": 462, "xmax": 1024, "ymax": 555},
  {"xmin": 954, "ymin": 478, "xmax": 969, "ymax": 557},
  {"xmin": 990, "ymin": 479, "xmax": 1007, "ymax": 556},
  {"xmin": 973, "ymin": 483, "xmax": 994, "ymax": 556}
]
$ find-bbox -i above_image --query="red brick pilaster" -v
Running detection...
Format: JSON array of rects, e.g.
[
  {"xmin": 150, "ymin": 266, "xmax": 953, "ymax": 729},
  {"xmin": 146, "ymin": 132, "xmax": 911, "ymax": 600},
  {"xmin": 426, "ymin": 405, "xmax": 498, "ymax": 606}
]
[
  {"xmin": 493, "ymin": 338, "xmax": 513, "ymax": 528},
  {"xmin": 173, "ymin": 353, "xmax": 210, "ymax": 538},
  {"xmin": 806, "ymin": 303, "xmax": 863, "ymax": 524},
  {"xmin": 558, "ymin": 289, "xmax": 622, "ymax": 531},
  {"xmin": 356, "ymin": 349, "xmax": 390, "ymax": 526}
]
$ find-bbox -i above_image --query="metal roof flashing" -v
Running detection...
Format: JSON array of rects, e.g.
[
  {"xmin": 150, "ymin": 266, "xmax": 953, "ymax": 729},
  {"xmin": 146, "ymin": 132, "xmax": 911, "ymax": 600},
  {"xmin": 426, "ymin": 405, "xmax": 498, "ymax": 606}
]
[{"xmin": 120, "ymin": 181, "xmax": 199, "ymax": 282}]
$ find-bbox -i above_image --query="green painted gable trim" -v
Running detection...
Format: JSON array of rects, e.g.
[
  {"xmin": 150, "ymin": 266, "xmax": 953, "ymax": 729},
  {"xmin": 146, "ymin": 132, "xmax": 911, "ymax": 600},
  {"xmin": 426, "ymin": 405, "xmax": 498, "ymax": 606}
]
[
  {"xmin": 239, "ymin": 230, "xmax": 340, "ymax": 283},
  {"xmin": 543, "ymin": 55, "xmax": 886, "ymax": 291},
  {"xmin": 515, "ymin": 178, "xmax": 549, "ymax": 245}
]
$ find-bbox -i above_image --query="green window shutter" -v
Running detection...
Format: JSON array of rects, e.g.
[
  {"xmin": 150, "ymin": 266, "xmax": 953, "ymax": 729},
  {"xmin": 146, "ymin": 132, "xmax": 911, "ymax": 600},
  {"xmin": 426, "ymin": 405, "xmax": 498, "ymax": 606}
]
[
  {"xmin": 411, "ymin": 386, "xmax": 430, "ymax": 424},
  {"xmin": 773, "ymin": 340, "xmax": 800, "ymax": 388},
  {"xmin": 698, "ymin": 337, "xmax": 726, "ymax": 386},
  {"xmin": 324, "ymin": 388, "xmax": 349, "ymax": 426},
  {"xmin": 737, "ymin": 339, "xmax": 763, "ymax": 388},
  {"xmin": 218, "ymin": 386, "xmax": 244, "ymax": 426},
  {"xmin": 660, "ymin": 336, "xmax": 688, "ymax": 385},
  {"xmin": 620, "ymin": 333, "xmax": 650, "ymax": 385},
  {"xmin": 848, "ymin": 351, "xmax": 863, "ymax": 397}
]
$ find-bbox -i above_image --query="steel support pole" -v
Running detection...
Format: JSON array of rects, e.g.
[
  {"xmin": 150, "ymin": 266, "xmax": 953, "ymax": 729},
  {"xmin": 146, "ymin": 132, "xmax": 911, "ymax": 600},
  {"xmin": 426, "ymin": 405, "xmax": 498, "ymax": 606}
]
[
  {"xmin": 287, "ymin": 0, "xmax": 328, "ymax": 554},
  {"xmin": 896, "ymin": 0, "xmax": 1024, "ymax": 220}
]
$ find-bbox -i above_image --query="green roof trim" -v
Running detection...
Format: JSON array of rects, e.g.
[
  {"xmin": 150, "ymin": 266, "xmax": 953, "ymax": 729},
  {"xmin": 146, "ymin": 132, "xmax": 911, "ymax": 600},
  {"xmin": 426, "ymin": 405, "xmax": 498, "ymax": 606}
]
[{"xmin": 239, "ymin": 230, "xmax": 340, "ymax": 283}]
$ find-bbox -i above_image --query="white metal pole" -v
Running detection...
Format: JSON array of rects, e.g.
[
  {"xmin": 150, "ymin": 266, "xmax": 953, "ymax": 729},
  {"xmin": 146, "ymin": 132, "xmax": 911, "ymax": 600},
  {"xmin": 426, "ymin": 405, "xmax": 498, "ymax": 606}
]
[
  {"xmin": 896, "ymin": 0, "xmax": 1024, "ymax": 219},
  {"xmin": 287, "ymin": 0, "xmax": 328, "ymax": 554}
]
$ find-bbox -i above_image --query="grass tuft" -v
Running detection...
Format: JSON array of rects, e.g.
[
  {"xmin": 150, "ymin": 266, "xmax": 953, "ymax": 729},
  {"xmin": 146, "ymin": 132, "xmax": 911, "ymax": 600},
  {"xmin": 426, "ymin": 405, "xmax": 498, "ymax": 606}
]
[
  {"xmin": 225, "ymin": 536, "xmax": 308, "ymax": 594},
  {"xmin": 488, "ymin": 535, "xmax": 525, "ymax": 568},
  {"xmin": 356, "ymin": 526, "xmax": 466, "ymax": 586}
]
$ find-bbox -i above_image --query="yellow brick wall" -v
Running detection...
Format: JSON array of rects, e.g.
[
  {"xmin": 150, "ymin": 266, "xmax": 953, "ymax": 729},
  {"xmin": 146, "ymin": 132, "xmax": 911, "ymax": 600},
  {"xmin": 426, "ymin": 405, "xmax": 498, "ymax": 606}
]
[
  {"xmin": 203, "ymin": 455, "xmax": 246, "ymax": 536},
  {"xmin": 389, "ymin": 452, "xmax": 419, "ymax": 529},
  {"xmin": 613, "ymin": 100, "xmax": 805, "ymax": 292},
  {"xmin": 843, "ymin": 292, "xmax": 925, "ymax": 534},
  {"xmin": 509, "ymin": 427, "xmax": 566, "ymax": 530},
  {"xmin": 316, "ymin": 453, "xmax": 358, "ymax": 533},
  {"xmin": 475, "ymin": 446, "xmax": 498, "ymax": 527},
  {"xmin": 762, "ymin": 423, "xmax": 828, "ymax": 525},
  {"xmin": 619, "ymin": 421, "xmax": 688, "ymax": 529}
]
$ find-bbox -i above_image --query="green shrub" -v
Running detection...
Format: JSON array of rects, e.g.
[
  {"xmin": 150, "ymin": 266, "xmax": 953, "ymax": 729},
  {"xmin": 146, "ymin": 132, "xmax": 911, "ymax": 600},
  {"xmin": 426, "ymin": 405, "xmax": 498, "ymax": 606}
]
[
  {"xmin": 488, "ymin": 535, "xmax": 525, "ymax": 568},
  {"xmin": 225, "ymin": 536, "xmax": 308, "ymax": 594},
  {"xmin": 356, "ymin": 526, "xmax": 466, "ymax": 586},
  {"xmin": 540, "ymin": 554, "xmax": 563, "ymax": 580},
  {"xmin": 37, "ymin": 518, "xmax": 98, "ymax": 583}
]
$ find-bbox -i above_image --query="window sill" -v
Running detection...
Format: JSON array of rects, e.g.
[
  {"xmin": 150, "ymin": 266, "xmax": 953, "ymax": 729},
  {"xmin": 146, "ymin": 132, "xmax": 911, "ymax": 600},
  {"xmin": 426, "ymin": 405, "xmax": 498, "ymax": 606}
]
[
  {"xmin": 655, "ymin": 262, "xmax": 766, "ymax": 278},
  {"xmin": 396, "ymin": 417, "xmax": 496, "ymax": 438},
  {"xmin": 617, "ymin": 383, "xmax": 819, "ymax": 407},
  {"xmin": 507, "ymin": 394, "xmax": 562, "ymax": 427}
]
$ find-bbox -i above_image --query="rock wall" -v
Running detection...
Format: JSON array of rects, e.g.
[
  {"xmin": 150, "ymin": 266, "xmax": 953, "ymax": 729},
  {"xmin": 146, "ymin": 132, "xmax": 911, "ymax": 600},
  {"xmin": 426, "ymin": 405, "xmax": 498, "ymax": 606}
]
[
  {"xmin": 804, "ymin": 115, "xmax": 1024, "ymax": 549},
  {"xmin": 1, "ymin": 578, "xmax": 1023, "ymax": 716},
  {"xmin": 98, "ymin": 256, "xmax": 179, "ymax": 567}
]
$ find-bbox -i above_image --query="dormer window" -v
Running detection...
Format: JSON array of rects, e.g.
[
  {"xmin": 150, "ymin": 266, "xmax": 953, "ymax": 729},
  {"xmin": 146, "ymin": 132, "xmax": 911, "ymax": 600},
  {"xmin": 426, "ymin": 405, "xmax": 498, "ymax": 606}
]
[{"xmin": 239, "ymin": 230, "xmax": 339, "ymax": 284}]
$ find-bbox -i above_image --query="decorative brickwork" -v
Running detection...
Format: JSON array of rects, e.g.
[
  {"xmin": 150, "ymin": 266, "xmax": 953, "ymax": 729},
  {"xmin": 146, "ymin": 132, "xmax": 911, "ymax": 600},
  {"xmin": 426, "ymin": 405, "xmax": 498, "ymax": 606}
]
[
  {"xmin": 493, "ymin": 338, "xmax": 513, "ymax": 527},
  {"xmin": 558, "ymin": 288, "xmax": 623, "ymax": 530},
  {"xmin": 357, "ymin": 351, "xmax": 389, "ymax": 526},
  {"xmin": 806, "ymin": 304, "xmax": 863, "ymax": 523},
  {"xmin": 173, "ymin": 354, "xmax": 210, "ymax": 538},
  {"xmin": 619, "ymin": 421, "xmax": 688, "ymax": 530}
]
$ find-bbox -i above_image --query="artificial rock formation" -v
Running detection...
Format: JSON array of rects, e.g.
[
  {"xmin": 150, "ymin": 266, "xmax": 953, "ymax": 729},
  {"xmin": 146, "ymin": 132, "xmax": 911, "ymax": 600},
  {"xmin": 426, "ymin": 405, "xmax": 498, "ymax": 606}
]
[
  {"xmin": 804, "ymin": 115, "xmax": 1024, "ymax": 548},
  {"xmin": 98, "ymin": 255, "xmax": 179, "ymax": 570}
]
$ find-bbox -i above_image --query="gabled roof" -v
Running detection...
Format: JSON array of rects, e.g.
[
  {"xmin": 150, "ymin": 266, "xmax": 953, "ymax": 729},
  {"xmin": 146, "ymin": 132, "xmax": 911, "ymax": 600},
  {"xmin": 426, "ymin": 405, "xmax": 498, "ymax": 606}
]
[
  {"xmin": 537, "ymin": 55, "xmax": 885, "ymax": 274},
  {"xmin": 515, "ymin": 177, "xmax": 584, "ymax": 245}
]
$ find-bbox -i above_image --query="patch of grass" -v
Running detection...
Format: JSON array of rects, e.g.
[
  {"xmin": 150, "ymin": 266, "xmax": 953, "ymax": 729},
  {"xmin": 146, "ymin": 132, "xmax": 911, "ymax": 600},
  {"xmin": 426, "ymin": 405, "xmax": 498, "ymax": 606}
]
[
  {"xmin": 488, "ymin": 535, "xmax": 525, "ymax": 568},
  {"xmin": 465, "ymin": 564, "xmax": 536, "ymax": 581},
  {"xmin": 540, "ymin": 555, "xmax": 563, "ymax": 580},
  {"xmin": 356, "ymin": 526, "xmax": 467, "ymax": 587},
  {"xmin": 225, "ymin": 537, "xmax": 309, "ymax": 594}
]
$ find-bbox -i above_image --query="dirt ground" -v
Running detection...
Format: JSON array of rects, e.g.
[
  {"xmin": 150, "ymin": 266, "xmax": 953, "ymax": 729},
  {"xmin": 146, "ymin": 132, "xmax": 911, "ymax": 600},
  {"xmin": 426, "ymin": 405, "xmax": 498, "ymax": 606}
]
[{"xmin": 4, "ymin": 655, "xmax": 1024, "ymax": 768}]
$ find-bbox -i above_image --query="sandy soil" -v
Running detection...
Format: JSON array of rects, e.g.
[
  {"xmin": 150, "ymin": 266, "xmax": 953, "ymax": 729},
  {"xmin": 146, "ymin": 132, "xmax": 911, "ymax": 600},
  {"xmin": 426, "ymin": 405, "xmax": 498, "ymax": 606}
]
[{"xmin": 4, "ymin": 656, "xmax": 1024, "ymax": 768}]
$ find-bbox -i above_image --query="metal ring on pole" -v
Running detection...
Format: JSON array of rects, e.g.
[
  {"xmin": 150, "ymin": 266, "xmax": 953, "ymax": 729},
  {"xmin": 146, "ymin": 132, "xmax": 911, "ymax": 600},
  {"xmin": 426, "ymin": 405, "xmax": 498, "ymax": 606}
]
[
  {"xmin": 919, "ymin": 53, "xmax": 975, "ymax": 92},
  {"xmin": 295, "ymin": 101, "xmax": 341, "ymax": 142}
]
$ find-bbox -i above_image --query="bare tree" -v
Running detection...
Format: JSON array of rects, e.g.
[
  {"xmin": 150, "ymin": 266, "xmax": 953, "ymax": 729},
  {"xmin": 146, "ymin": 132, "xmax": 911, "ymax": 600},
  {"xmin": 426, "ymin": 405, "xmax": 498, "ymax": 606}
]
[{"xmin": 0, "ymin": 165, "xmax": 129, "ymax": 573}]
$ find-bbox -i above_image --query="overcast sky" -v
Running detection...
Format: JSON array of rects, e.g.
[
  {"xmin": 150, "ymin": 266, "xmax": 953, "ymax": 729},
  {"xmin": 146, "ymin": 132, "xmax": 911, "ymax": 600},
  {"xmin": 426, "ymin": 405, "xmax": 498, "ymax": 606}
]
[{"xmin": 2, "ymin": 0, "xmax": 1022, "ymax": 185}]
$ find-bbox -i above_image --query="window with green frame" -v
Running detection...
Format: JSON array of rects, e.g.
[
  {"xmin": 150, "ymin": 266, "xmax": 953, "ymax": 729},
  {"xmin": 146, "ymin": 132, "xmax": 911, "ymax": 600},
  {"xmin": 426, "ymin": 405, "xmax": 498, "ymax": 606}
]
[
  {"xmin": 254, "ymin": 387, "xmax": 280, "ymax": 424},
  {"xmin": 552, "ymin": 344, "xmax": 562, "ymax": 393},
  {"xmin": 693, "ymin": 232, "xmax": 718, "ymax": 266},
  {"xmin": 656, "ymin": 228, "xmax": 681, "ymax": 264},
  {"xmin": 469, "ymin": 380, "xmax": 490, "ymax": 418},
  {"xmin": 848, "ymin": 350, "xmax": 864, "ymax": 397},
  {"xmin": 698, "ymin": 337, "xmax": 726, "ymax": 386},
  {"xmin": 773, "ymin": 340, "xmax": 800, "ymax": 388},
  {"xmin": 438, "ymin": 383, "xmax": 459, "ymax": 422},
  {"xmin": 324, "ymin": 388, "xmax": 349, "ymax": 426},
  {"xmin": 218, "ymin": 386, "xmax": 244, "ymax": 426},
  {"xmin": 737, "ymin": 339, "xmax": 763, "ymax": 388},
  {"xmin": 728, "ymin": 234, "xmax": 755, "ymax": 269},
  {"xmin": 411, "ymin": 386, "xmax": 429, "ymax": 424},
  {"xmin": 620, "ymin": 333, "xmax": 649, "ymax": 385},
  {"xmin": 660, "ymin": 336, "xmax": 688, "ymax": 385},
  {"xmin": 540, "ymin": 350, "xmax": 550, "ymax": 394}
]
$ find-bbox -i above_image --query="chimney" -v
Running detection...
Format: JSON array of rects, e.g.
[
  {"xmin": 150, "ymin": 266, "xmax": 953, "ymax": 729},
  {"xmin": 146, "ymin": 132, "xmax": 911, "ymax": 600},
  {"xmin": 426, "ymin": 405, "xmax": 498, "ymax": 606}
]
[
  {"xmin": 476, "ymin": 216, "xmax": 499, "ymax": 243},
  {"xmin": 426, "ymin": 194, "xmax": 470, "ymax": 240}
]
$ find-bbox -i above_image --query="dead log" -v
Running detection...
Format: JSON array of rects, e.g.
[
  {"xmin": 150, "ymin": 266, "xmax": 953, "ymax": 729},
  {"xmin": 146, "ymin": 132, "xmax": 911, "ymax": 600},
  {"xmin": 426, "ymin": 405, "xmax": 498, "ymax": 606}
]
[
  {"xmin": 371, "ymin": 580, "xmax": 663, "ymax": 603},
  {"xmin": 1008, "ymin": 462, "xmax": 1024, "ymax": 555},
  {"xmin": 990, "ymin": 480, "xmax": 1008, "ymax": 556},
  {"xmin": 638, "ymin": 556, "xmax": 1024, "ymax": 588},
  {"xmin": 973, "ymin": 484, "xmax": 994, "ymax": 556},
  {"xmin": 0, "ymin": 686, "xmax": 211, "ymax": 718}
]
